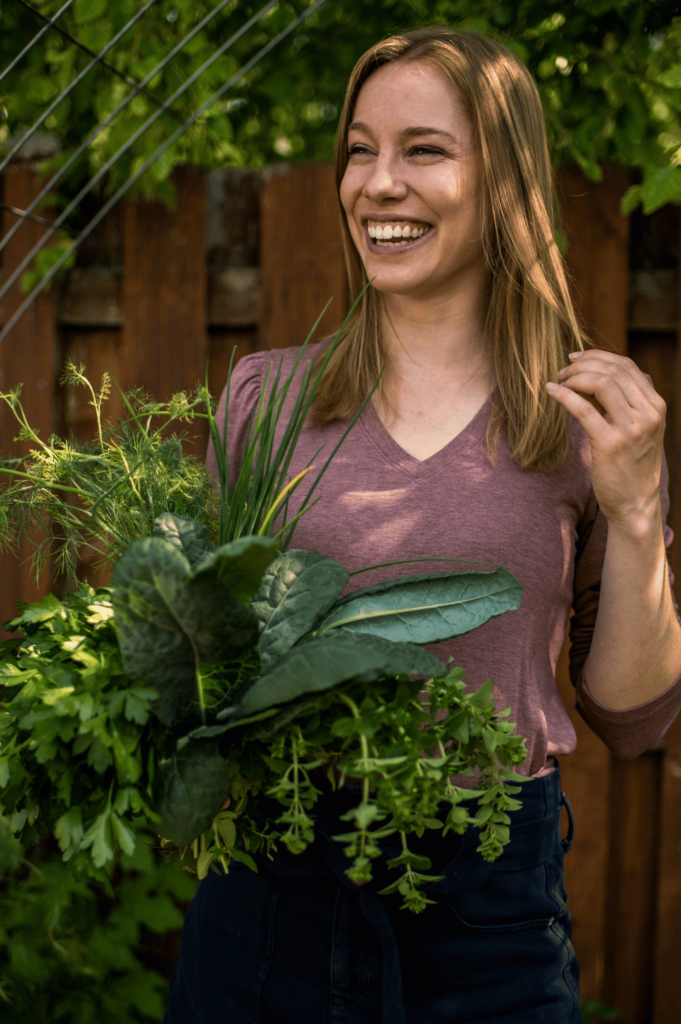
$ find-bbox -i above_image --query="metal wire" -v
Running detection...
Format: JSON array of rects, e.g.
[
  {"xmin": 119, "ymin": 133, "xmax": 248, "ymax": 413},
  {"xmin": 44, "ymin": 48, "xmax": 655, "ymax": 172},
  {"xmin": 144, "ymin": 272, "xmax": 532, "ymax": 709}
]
[
  {"xmin": 0, "ymin": 0, "xmax": 76, "ymax": 87},
  {"xmin": 0, "ymin": 0, "xmax": 161, "ymax": 175},
  {"xmin": 13, "ymin": 0, "xmax": 185, "ymax": 124},
  {"xmin": 0, "ymin": 0, "xmax": 328, "ymax": 346},
  {"xmin": 0, "ymin": 0, "xmax": 279, "ymax": 303},
  {"xmin": 0, "ymin": 201, "xmax": 56, "ymax": 227},
  {"xmin": 0, "ymin": 0, "xmax": 240, "ymax": 260}
]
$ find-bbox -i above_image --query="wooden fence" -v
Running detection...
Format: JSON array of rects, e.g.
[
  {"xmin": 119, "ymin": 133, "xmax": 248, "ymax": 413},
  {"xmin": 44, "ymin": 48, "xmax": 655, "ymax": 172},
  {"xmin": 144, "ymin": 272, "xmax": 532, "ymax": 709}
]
[{"xmin": 1, "ymin": 158, "xmax": 680, "ymax": 1023}]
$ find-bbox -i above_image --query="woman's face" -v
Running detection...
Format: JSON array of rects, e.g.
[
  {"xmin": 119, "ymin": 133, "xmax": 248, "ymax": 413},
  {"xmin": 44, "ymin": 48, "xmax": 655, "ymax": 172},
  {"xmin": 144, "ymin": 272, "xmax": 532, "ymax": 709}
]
[{"xmin": 340, "ymin": 60, "xmax": 486, "ymax": 304}]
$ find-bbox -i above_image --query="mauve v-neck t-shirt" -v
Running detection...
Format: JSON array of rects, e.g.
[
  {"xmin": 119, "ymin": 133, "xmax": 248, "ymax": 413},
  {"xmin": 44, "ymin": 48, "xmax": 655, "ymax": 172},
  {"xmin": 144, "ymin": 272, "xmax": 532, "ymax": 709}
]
[{"xmin": 207, "ymin": 342, "xmax": 681, "ymax": 778}]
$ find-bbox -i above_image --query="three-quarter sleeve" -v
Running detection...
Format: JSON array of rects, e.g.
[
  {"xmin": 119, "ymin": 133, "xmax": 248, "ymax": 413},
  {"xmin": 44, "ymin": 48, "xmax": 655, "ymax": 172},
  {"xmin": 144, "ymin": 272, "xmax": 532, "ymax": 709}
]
[
  {"xmin": 569, "ymin": 450, "xmax": 681, "ymax": 759},
  {"xmin": 206, "ymin": 351, "xmax": 265, "ymax": 487}
]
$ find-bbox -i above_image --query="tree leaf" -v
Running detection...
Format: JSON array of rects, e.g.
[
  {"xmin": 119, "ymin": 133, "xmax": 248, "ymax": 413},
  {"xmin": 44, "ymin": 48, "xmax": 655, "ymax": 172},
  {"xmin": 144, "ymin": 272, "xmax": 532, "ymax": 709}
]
[
  {"xmin": 153, "ymin": 512, "xmax": 214, "ymax": 572},
  {"xmin": 315, "ymin": 569, "xmax": 522, "ymax": 644},
  {"xmin": 157, "ymin": 739, "xmax": 232, "ymax": 847},
  {"xmin": 194, "ymin": 536, "xmax": 280, "ymax": 605},
  {"xmin": 251, "ymin": 549, "xmax": 349, "ymax": 668},
  {"xmin": 235, "ymin": 630, "xmax": 446, "ymax": 718}
]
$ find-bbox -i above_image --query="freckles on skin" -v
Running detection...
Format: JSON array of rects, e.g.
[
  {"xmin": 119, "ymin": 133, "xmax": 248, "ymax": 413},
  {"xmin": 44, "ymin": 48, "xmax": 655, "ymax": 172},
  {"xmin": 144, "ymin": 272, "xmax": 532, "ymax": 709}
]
[{"xmin": 339, "ymin": 61, "xmax": 486, "ymax": 303}]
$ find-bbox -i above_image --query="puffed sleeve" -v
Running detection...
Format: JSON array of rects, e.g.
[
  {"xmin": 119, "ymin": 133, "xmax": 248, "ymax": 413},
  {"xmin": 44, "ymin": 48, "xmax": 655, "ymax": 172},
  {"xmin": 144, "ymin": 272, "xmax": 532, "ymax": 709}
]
[
  {"xmin": 206, "ymin": 351, "xmax": 265, "ymax": 487},
  {"xmin": 569, "ymin": 450, "xmax": 681, "ymax": 759}
]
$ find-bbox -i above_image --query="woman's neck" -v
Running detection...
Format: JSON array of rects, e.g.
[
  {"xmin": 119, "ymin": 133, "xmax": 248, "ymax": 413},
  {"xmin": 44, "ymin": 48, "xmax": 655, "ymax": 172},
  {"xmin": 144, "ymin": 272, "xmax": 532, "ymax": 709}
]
[{"xmin": 378, "ymin": 282, "xmax": 494, "ymax": 405}]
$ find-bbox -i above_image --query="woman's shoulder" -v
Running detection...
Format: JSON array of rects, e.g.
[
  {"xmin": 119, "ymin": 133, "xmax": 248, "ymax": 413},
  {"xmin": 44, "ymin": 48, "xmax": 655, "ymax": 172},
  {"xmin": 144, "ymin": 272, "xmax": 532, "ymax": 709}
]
[{"xmin": 228, "ymin": 340, "xmax": 330, "ymax": 402}]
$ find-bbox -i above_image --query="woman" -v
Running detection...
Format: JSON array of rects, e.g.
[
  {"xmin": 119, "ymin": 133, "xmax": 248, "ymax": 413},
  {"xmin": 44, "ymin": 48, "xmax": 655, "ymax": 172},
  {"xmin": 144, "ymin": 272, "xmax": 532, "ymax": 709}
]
[{"xmin": 166, "ymin": 27, "xmax": 681, "ymax": 1024}]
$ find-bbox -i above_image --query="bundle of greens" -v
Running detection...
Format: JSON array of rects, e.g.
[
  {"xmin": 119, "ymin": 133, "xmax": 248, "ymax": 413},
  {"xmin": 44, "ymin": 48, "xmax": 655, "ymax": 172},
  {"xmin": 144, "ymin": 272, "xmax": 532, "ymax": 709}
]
[{"xmin": 0, "ymin": 314, "xmax": 528, "ymax": 912}]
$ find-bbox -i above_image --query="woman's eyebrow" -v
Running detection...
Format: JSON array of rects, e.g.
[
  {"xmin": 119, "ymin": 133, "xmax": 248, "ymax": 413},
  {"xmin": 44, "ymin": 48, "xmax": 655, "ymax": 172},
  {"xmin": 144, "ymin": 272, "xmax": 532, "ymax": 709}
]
[{"xmin": 347, "ymin": 121, "xmax": 458, "ymax": 144}]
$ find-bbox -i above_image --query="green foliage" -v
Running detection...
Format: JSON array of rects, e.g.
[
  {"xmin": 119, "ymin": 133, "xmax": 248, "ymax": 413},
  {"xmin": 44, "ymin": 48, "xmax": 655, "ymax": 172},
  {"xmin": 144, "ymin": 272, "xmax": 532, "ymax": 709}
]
[
  {"xmin": 0, "ymin": 0, "xmax": 679, "ymax": 216},
  {"xmin": 0, "ymin": 584, "xmax": 170, "ymax": 883},
  {"xmin": 0, "ymin": 363, "xmax": 219, "ymax": 583},
  {"xmin": 0, "ymin": 818, "xmax": 196, "ymax": 1021}
]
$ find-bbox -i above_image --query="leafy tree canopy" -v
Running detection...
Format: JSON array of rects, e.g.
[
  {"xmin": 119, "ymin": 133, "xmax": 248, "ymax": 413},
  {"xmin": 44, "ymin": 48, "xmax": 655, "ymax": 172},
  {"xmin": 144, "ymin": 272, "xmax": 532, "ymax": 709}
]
[{"xmin": 0, "ymin": 0, "xmax": 679, "ymax": 215}]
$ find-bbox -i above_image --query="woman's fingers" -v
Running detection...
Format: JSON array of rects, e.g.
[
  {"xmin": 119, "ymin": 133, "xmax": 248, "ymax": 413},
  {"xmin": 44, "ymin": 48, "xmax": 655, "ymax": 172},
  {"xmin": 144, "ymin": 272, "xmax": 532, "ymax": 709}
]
[
  {"xmin": 560, "ymin": 351, "xmax": 664, "ymax": 412},
  {"xmin": 546, "ymin": 379, "xmax": 616, "ymax": 442},
  {"xmin": 551, "ymin": 369, "xmax": 633, "ymax": 427}
]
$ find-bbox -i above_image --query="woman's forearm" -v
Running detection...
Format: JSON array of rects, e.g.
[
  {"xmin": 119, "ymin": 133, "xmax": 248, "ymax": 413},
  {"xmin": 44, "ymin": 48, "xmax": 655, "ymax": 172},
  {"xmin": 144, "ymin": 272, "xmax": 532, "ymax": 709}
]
[{"xmin": 583, "ymin": 505, "xmax": 681, "ymax": 710}]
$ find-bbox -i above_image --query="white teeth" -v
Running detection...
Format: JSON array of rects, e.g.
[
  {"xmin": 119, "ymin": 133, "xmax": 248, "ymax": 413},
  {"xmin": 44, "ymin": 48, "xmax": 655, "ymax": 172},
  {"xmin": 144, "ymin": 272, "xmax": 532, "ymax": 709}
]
[{"xmin": 365, "ymin": 222, "xmax": 429, "ymax": 243}]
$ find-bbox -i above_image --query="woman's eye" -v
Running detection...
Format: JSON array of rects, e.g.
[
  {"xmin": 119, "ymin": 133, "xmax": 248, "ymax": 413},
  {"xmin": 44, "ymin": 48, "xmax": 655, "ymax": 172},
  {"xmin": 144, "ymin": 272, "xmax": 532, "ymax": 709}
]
[
  {"xmin": 347, "ymin": 144, "xmax": 371, "ymax": 156},
  {"xmin": 409, "ymin": 146, "xmax": 442, "ymax": 157}
]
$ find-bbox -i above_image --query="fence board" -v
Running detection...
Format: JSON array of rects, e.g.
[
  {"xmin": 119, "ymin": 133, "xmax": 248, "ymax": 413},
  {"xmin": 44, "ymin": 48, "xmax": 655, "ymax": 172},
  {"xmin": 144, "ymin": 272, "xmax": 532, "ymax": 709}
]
[
  {"xmin": 652, "ymin": 249, "xmax": 681, "ymax": 1023},
  {"xmin": 604, "ymin": 754, "xmax": 662, "ymax": 1023},
  {"xmin": 260, "ymin": 163, "xmax": 347, "ymax": 350},
  {"xmin": 0, "ymin": 163, "xmax": 57, "ymax": 637},
  {"xmin": 558, "ymin": 165, "xmax": 631, "ymax": 355},
  {"xmin": 556, "ymin": 165, "xmax": 631, "ymax": 1004},
  {"xmin": 120, "ymin": 165, "xmax": 208, "ymax": 456}
]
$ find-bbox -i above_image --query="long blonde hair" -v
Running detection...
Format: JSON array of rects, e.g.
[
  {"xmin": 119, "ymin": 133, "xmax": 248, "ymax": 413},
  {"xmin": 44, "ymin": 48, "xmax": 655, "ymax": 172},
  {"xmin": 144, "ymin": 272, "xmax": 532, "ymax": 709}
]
[{"xmin": 312, "ymin": 26, "xmax": 587, "ymax": 471}]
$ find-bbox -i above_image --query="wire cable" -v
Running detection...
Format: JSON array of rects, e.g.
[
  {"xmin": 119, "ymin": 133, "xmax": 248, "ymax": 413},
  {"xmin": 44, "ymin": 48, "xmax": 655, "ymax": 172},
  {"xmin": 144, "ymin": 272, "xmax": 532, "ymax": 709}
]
[
  {"xmin": 0, "ymin": 0, "xmax": 328, "ymax": 346},
  {"xmin": 0, "ymin": 0, "xmax": 239, "ymax": 259},
  {"xmin": 0, "ymin": 0, "xmax": 280, "ymax": 300},
  {"xmin": 0, "ymin": 0, "xmax": 160, "ymax": 176},
  {"xmin": 12, "ymin": 0, "xmax": 185, "ymax": 124},
  {"xmin": 0, "ymin": 0, "xmax": 77, "ymax": 86}
]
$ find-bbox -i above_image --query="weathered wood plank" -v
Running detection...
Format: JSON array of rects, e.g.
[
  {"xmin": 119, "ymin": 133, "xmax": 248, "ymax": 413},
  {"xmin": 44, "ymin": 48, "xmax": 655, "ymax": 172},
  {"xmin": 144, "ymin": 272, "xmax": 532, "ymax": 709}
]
[
  {"xmin": 260, "ymin": 163, "xmax": 347, "ymax": 350},
  {"xmin": 0, "ymin": 164, "xmax": 57, "ymax": 636},
  {"xmin": 604, "ymin": 754, "xmax": 662, "ymax": 1024},
  {"xmin": 207, "ymin": 328, "xmax": 259, "ymax": 402},
  {"xmin": 651, "ymin": 227, "xmax": 681, "ymax": 1024},
  {"xmin": 120, "ymin": 165, "xmax": 208, "ymax": 457},
  {"xmin": 630, "ymin": 270, "xmax": 677, "ymax": 332},
  {"xmin": 555, "ymin": 639, "xmax": 611, "ymax": 1004},
  {"xmin": 558, "ymin": 164, "xmax": 631, "ymax": 354},
  {"xmin": 555, "ymin": 165, "xmax": 631, "ymax": 1005}
]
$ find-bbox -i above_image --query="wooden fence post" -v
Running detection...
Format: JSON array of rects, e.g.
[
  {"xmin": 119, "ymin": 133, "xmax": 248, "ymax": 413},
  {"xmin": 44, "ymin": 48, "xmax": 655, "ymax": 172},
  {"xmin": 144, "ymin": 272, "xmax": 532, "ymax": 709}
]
[
  {"xmin": 0, "ymin": 164, "xmax": 58, "ymax": 636},
  {"xmin": 556, "ymin": 164, "xmax": 631, "ymax": 1007},
  {"xmin": 260, "ymin": 163, "xmax": 347, "ymax": 350},
  {"xmin": 120, "ymin": 165, "xmax": 208, "ymax": 454},
  {"xmin": 652, "ymin": 223, "xmax": 681, "ymax": 1024}
]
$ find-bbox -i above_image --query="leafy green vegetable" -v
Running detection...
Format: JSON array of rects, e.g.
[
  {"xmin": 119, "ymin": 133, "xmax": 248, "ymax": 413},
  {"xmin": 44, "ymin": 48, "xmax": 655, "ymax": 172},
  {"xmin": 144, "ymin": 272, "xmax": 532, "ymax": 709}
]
[
  {"xmin": 315, "ymin": 568, "xmax": 522, "ymax": 643},
  {"xmin": 157, "ymin": 739, "xmax": 233, "ymax": 847},
  {"xmin": 232, "ymin": 629, "xmax": 447, "ymax": 719},
  {"xmin": 111, "ymin": 533, "xmax": 262, "ymax": 727},
  {"xmin": 0, "ymin": 351, "xmax": 528, "ymax": 912},
  {"xmin": 251, "ymin": 549, "xmax": 350, "ymax": 668},
  {"xmin": 153, "ymin": 511, "xmax": 214, "ymax": 571}
]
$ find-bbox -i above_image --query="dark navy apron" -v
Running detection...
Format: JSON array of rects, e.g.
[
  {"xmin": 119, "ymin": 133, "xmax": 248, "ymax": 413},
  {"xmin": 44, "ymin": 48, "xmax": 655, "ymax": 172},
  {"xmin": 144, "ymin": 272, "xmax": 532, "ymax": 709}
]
[{"xmin": 165, "ymin": 763, "xmax": 582, "ymax": 1024}]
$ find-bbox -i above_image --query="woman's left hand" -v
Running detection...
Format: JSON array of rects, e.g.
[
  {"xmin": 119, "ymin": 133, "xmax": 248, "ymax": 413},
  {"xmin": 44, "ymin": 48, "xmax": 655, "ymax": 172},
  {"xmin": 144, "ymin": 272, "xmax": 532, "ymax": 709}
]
[{"xmin": 546, "ymin": 350, "xmax": 667, "ymax": 529}]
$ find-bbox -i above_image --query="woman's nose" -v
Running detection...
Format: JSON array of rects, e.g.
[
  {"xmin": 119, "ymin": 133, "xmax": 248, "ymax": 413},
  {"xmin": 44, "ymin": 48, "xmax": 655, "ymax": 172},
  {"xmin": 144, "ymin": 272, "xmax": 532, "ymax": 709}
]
[{"xmin": 362, "ymin": 156, "xmax": 408, "ymax": 203}]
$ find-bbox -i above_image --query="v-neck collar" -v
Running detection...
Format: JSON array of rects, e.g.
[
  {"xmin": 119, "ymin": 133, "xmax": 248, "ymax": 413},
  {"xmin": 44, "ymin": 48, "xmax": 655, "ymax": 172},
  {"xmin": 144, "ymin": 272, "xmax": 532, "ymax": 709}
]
[{"xmin": 358, "ymin": 392, "xmax": 493, "ymax": 478}]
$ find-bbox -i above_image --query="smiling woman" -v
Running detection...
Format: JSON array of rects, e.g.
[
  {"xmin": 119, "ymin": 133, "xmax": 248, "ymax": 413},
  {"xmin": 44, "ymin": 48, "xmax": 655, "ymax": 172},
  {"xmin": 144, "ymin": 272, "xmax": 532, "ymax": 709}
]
[{"xmin": 164, "ymin": 25, "xmax": 681, "ymax": 1024}]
